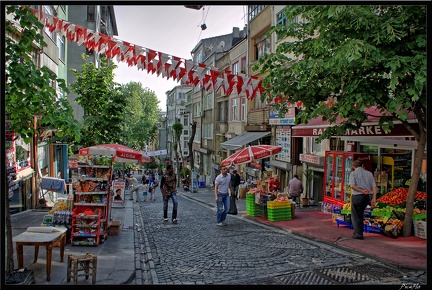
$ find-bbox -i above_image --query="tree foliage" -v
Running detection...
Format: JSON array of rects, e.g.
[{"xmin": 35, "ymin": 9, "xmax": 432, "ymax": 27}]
[
  {"xmin": 118, "ymin": 82, "xmax": 160, "ymax": 150},
  {"xmin": 256, "ymin": 5, "xmax": 426, "ymax": 236},
  {"xmin": 5, "ymin": 5, "xmax": 81, "ymax": 145},
  {"xmin": 71, "ymin": 55, "xmax": 125, "ymax": 147}
]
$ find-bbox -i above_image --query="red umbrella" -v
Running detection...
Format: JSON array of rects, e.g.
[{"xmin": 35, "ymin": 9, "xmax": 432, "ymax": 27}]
[
  {"xmin": 220, "ymin": 145, "xmax": 282, "ymax": 167},
  {"xmin": 79, "ymin": 144, "xmax": 152, "ymax": 163}
]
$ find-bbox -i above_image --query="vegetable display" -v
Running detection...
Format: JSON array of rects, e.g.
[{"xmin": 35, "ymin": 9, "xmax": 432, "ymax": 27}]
[{"xmin": 377, "ymin": 187, "xmax": 426, "ymax": 207}]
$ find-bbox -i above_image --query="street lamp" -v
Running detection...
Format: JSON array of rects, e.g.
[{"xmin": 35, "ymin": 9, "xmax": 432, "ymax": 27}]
[{"xmin": 122, "ymin": 111, "xmax": 134, "ymax": 175}]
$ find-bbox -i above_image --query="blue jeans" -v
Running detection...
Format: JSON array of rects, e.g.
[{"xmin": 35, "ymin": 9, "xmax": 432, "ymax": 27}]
[
  {"xmin": 163, "ymin": 193, "xmax": 178, "ymax": 220},
  {"xmin": 216, "ymin": 193, "xmax": 230, "ymax": 223}
]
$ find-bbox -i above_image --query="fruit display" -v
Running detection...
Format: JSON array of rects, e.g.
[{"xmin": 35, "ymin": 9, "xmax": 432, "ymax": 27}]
[{"xmin": 377, "ymin": 187, "xmax": 426, "ymax": 207}]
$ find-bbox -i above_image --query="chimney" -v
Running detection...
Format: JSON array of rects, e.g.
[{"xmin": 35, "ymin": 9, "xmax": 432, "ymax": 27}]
[{"xmin": 232, "ymin": 27, "xmax": 240, "ymax": 38}]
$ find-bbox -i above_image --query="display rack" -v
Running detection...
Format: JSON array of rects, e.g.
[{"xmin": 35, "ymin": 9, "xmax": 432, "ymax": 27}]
[
  {"xmin": 71, "ymin": 155, "xmax": 113, "ymax": 245},
  {"xmin": 372, "ymin": 153, "xmax": 412, "ymax": 191}
]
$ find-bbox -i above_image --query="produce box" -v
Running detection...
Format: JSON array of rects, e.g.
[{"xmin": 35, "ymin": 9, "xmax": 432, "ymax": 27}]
[
  {"xmin": 109, "ymin": 220, "xmax": 122, "ymax": 236},
  {"xmin": 267, "ymin": 207, "xmax": 291, "ymax": 221},
  {"xmin": 413, "ymin": 220, "xmax": 426, "ymax": 239},
  {"xmin": 239, "ymin": 187, "xmax": 249, "ymax": 198},
  {"xmin": 412, "ymin": 213, "xmax": 426, "ymax": 221}
]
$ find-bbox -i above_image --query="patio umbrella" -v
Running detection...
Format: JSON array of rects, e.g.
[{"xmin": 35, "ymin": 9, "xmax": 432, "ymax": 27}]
[
  {"xmin": 220, "ymin": 145, "xmax": 282, "ymax": 167},
  {"xmin": 79, "ymin": 143, "xmax": 151, "ymax": 163}
]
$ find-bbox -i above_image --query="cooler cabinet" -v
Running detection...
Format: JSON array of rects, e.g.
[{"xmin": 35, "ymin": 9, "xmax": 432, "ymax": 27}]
[{"xmin": 323, "ymin": 151, "xmax": 372, "ymax": 206}]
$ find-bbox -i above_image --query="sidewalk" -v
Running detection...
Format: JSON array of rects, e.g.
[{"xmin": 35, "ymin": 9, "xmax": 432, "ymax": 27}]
[{"xmin": 181, "ymin": 186, "xmax": 427, "ymax": 271}]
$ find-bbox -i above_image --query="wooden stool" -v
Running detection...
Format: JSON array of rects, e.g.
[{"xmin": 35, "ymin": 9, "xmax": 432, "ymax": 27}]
[{"xmin": 67, "ymin": 252, "xmax": 97, "ymax": 284}]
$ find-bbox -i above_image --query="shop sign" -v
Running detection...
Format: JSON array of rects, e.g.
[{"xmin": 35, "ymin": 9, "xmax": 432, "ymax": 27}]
[
  {"xmin": 300, "ymin": 154, "xmax": 325, "ymax": 166},
  {"xmin": 250, "ymin": 161, "xmax": 262, "ymax": 169},
  {"xmin": 269, "ymin": 107, "xmax": 296, "ymax": 125},
  {"xmin": 68, "ymin": 159, "xmax": 78, "ymax": 168},
  {"xmin": 199, "ymin": 148, "xmax": 208, "ymax": 154}
]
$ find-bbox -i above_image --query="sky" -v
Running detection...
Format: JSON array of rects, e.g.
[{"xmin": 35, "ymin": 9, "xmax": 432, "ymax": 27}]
[{"xmin": 112, "ymin": 5, "xmax": 248, "ymax": 111}]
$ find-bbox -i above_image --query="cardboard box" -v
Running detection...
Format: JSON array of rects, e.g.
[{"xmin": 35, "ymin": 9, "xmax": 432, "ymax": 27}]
[
  {"xmin": 239, "ymin": 187, "xmax": 249, "ymax": 199},
  {"xmin": 109, "ymin": 220, "xmax": 122, "ymax": 236},
  {"xmin": 413, "ymin": 220, "xmax": 426, "ymax": 239}
]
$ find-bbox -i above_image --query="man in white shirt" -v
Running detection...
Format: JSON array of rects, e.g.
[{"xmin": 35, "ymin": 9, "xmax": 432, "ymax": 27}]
[{"xmin": 214, "ymin": 166, "xmax": 233, "ymax": 226}]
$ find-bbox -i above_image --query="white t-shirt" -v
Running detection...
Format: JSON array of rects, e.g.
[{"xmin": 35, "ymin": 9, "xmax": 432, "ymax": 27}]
[{"xmin": 215, "ymin": 173, "xmax": 231, "ymax": 194}]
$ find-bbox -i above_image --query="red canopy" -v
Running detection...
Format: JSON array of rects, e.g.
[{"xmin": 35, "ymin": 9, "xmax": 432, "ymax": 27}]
[
  {"xmin": 220, "ymin": 145, "xmax": 282, "ymax": 167},
  {"xmin": 79, "ymin": 144, "xmax": 151, "ymax": 163}
]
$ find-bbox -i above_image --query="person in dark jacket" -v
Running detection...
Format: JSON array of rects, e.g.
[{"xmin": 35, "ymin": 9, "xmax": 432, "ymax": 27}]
[{"xmin": 231, "ymin": 170, "xmax": 241, "ymax": 199}]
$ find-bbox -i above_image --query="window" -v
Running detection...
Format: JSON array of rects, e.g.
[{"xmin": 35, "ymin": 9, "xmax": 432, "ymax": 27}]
[
  {"xmin": 241, "ymin": 97, "xmax": 246, "ymax": 121},
  {"xmin": 232, "ymin": 62, "xmax": 239, "ymax": 75},
  {"xmin": 255, "ymin": 34, "xmax": 270, "ymax": 60},
  {"xmin": 87, "ymin": 5, "xmax": 95, "ymax": 21},
  {"xmin": 194, "ymin": 102, "xmax": 201, "ymax": 117},
  {"xmin": 276, "ymin": 10, "xmax": 287, "ymax": 42},
  {"xmin": 218, "ymin": 101, "xmax": 223, "ymax": 122},
  {"xmin": 203, "ymin": 123, "xmax": 213, "ymax": 139},
  {"xmin": 240, "ymin": 57, "xmax": 246, "ymax": 73},
  {"xmin": 204, "ymin": 93, "xmax": 213, "ymax": 110},
  {"xmin": 232, "ymin": 98, "xmax": 238, "ymax": 121},
  {"xmin": 183, "ymin": 130, "xmax": 188, "ymax": 135},
  {"xmin": 57, "ymin": 35, "xmax": 65, "ymax": 61},
  {"xmin": 43, "ymin": 6, "xmax": 56, "ymax": 40},
  {"xmin": 248, "ymin": 5, "xmax": 266, "ymax": 21},
  {"xmin": 225, "ymin": 101, "xmax": 229, "ymax": 122}
]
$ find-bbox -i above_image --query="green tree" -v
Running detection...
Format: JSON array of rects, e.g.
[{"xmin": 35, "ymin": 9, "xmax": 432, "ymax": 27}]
[
  {"xmin": 5, "ymin": 5, "xmax": 81, "ymax": 276},
  {"xmin": 119, "ymin": 82, "xmax": 160, "ymax": 150},
  {"xmin": 71, "ymin": 55, "xmax": 126, "ymax": 148},
  {"xmin": 257, "ymin": 5, "xmax": 426, "ymax": 237}
]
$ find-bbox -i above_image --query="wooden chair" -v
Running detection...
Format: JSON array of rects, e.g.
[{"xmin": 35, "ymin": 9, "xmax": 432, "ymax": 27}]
[{"xmin": 67, "ymin": 252, "xmax": 97, "ymax": 284}]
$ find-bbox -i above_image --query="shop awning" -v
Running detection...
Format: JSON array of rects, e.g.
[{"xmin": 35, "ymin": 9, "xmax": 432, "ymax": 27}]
[{"xmin": 220, "ymin": 131, "xmax": 272, "ymax": 151}]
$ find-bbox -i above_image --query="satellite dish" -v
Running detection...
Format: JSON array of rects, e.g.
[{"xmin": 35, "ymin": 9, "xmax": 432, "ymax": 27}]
[{"xmin": 218, "ymin": 40, "xmax": 225, "ymax": 49}]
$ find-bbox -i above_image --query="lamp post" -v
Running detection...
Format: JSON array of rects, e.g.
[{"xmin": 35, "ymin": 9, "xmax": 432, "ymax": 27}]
[{"xmin": 122, "ymin": 111, "xmax": 134, "ymax": 175}]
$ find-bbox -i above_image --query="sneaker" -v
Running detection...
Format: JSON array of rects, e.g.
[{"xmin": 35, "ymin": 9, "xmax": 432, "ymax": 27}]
[
  {"xmin": 164, "ymin": 218, "xmax": 168, "ymax": 222},
  {"xmin": 217, "ymin": 222, "xmax": 224, "ymax": 226},
  {"xmin": 221, "ymin": 221, "xmax": 228, "ymax": 226},
  {"xmin": 172, "ymin": 219, "xmax": 178, "ymax": 224}
]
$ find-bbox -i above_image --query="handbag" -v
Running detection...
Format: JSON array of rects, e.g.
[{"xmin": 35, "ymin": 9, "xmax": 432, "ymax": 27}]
[{"xmin": 228, "ymin": 195, "xmax": 238, "ymax": 215}]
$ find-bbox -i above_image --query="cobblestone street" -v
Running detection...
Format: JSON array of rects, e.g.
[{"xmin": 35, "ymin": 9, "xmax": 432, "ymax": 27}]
[{"xmin": 133, "ymin": 192, "xmax": 426, "ymax": 285}]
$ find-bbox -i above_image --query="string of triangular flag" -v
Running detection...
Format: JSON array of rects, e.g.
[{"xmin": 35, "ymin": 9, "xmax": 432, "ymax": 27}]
[{"xmin": 30, "ymin": 7, "xmax": 266, "ymax": 100}]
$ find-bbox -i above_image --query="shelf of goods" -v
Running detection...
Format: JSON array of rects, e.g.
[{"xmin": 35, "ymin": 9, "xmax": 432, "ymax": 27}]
[
  {"xmin": 71, "ymin": 209, "xmax": 101, "ymax": 246},
  {"xmin": 73, "ymin": 155, "xmax": 113, "ymax": 245},
  {"xmin": 373, "ymin": 153, "xmax": 412, "ymax": 191}
]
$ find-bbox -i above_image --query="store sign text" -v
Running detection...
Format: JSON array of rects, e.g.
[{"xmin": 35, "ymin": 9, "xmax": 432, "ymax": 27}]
[{"xmin": 312, "ymin": 125, "xmax": 389, "ymax": 136}]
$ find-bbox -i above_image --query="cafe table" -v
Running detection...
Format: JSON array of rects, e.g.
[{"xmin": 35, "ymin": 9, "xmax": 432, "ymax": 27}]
[{"xmin": 14, "ymin": 226, "xmax": 67, "ymax": 281}]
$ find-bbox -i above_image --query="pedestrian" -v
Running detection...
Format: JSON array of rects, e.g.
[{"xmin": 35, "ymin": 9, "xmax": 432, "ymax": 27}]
[
  {"xmin": 288, "ymin": 174, "xmax": 303, "ymax": 205},
  {"xmin": 125, "ymin": 175, "xmax": 141, "ymax": 202},
  {"xmin": 349, "ymin": 160, "xmax": 377, "ymax": 240},
  {"xmin": 160, "ymin": 164, "xmax": 178, "ymax": 224},
  {"xmin": 231, "ymin": 170, "xmax": 241, "ymax": 199},
  {"xmin": 142, "ymin": 183, "xmax": 149, "ymax": 202},
  {"xmin": 150, "ymin": 174, "xmax": 159, "ymax": 201},
  {"xmin": 214, "ymin": 166, "xmax": 233, "ymax": 226}
]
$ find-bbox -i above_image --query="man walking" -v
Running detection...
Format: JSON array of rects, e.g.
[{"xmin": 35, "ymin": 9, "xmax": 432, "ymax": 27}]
[
  {"xmin": 214, "ymin": 166, "xmax": 233, "ymax": 226},
  {"xmin": 125, "ymin": 175, "xmax": 141, "ymax": 202},
  {"xmin": 349, "ymin": 160, "xmax": 377, "ymax": 240},
  {"xmin": 160, "ymin": 164, "xmax": 178, "ymax": 224}
]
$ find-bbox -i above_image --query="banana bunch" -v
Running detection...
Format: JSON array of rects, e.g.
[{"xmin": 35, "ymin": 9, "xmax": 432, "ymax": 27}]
[{"xmin": 342, "ymin": 203, "xmax": 351, "ymax": 210}]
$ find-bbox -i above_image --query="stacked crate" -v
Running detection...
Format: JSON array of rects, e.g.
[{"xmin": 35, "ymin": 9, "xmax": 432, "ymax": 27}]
[
  {"xmin": 246, "ymin": 193, "xmax": 266, "ymax": 217},
  {"xmin": 266, "ymin": 200, "xmax": 292, "ymax": 221}
]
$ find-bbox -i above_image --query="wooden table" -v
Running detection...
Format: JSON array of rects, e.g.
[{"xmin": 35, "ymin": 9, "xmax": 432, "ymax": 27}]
[{"xmin": 14, "ymin": 227, "xmax": 67, "ymax": 281}]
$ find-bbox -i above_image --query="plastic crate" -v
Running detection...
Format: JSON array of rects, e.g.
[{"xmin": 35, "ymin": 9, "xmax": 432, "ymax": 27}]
[
  {"xmin": 412, "ymin": 213, "xmax": 426, "ymax": 221},
  {"xmin": 341, "ymin": 209, "xmax": 351, "ymax": 215},
  {"xmin": 413, "ymin": 220, "xmax": 426, "ymax": 239},
  {"xmin": 268, "ymin": 215, "xmax": 291, "ymax": 222},
  {"xmin": 336, "ymin": 219, "xmax": 353, "ymax": 229},
  {"xmin": 364, "ymin": 225, "xmax": 382, "ymax": 234},
  {"xmin": 267, "ymin": 201, "xmax": 291, "ymax": 209}
]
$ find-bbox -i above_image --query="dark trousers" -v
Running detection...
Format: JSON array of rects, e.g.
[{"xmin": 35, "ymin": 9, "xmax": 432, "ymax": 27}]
[{"xmin": 351, "ymin": 194, "xmax": 369, "ymax": 237}]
